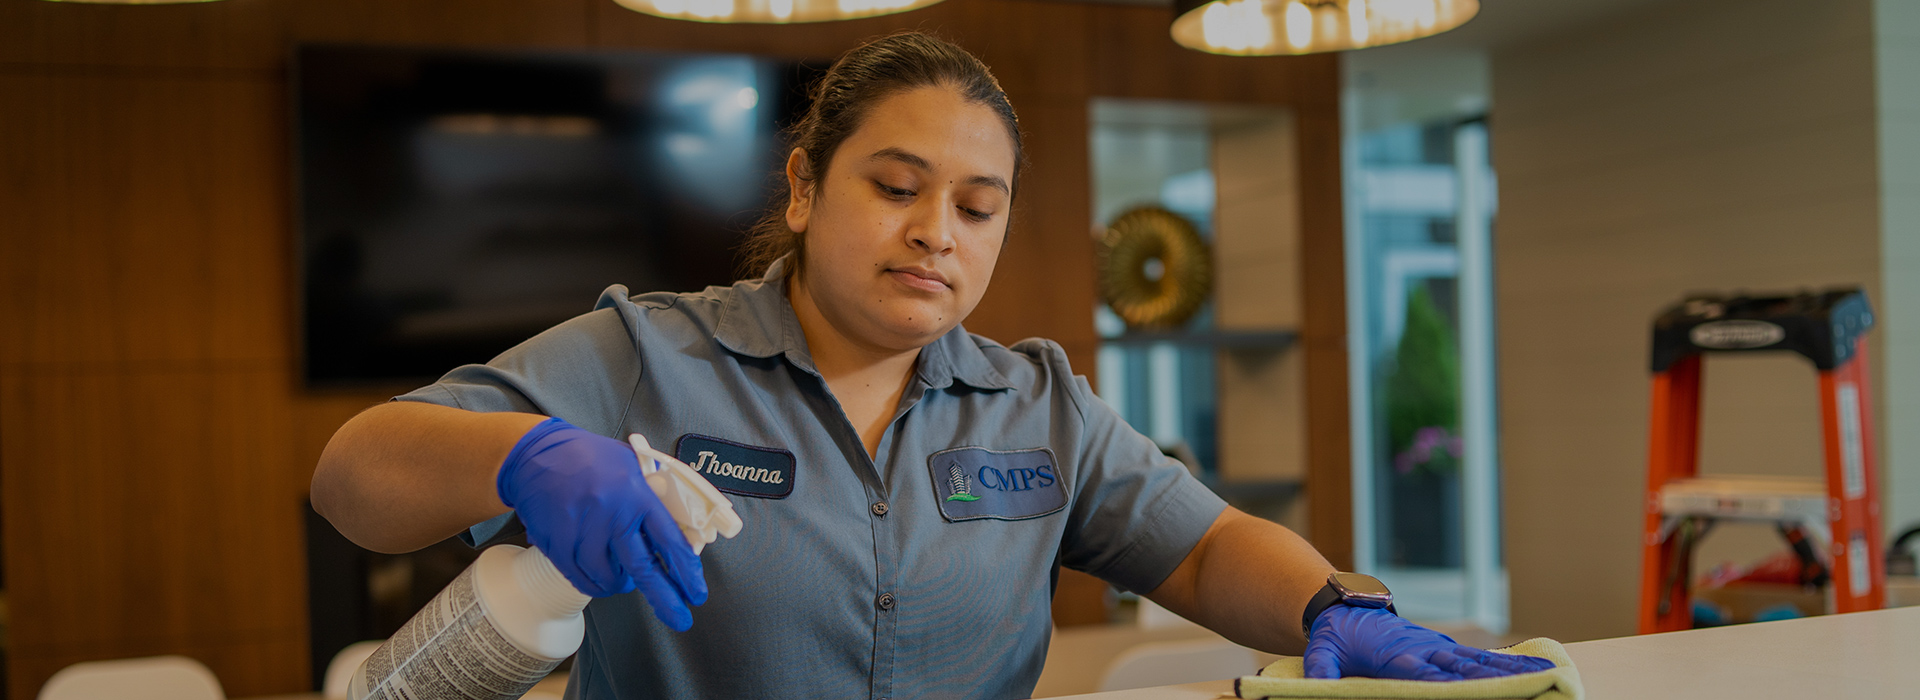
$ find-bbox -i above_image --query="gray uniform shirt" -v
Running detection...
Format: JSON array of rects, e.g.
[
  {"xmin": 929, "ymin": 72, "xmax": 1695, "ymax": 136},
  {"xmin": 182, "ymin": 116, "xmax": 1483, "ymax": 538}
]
[{"xmin": 395, "ymin": 258, "xmax": 1227, "ymax": 700}]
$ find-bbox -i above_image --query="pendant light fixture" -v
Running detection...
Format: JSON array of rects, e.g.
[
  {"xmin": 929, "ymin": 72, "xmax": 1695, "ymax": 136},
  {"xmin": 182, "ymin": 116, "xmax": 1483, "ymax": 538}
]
[
  {"xmin": 1171, "ymin": 0, "xmax": 1477, "ymax": 56},
  {"xmin": 613, "ymin": 0, "xmax": 945, "ymax": 23}
]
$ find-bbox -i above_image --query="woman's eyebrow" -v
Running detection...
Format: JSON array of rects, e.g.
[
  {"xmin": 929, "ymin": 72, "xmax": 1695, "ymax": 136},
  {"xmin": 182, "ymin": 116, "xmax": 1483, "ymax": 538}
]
[
  {"xmin": 964, "ymin": 174, "xmax": 1010, "ymax": 195},
  {"xmin": 867, "ymin": 146, "xmax": 933, "ymax": 171},
  {"xmin": 866, "ymin": 147, "xmax": 1010, "ymax": 195}
]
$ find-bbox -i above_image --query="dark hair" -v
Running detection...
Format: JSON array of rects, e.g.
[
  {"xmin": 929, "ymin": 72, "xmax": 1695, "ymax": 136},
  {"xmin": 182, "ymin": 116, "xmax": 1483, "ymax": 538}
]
[{"xmin": 737, "ymin": 31, "xmax": 1025, "ymax": 279}]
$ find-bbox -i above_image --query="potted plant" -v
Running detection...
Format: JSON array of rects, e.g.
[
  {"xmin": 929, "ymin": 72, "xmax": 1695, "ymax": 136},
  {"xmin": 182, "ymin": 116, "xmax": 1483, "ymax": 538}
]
[{"xmin": 1382, "ymin": 286, "xmax": 1464, "ymax": 568}]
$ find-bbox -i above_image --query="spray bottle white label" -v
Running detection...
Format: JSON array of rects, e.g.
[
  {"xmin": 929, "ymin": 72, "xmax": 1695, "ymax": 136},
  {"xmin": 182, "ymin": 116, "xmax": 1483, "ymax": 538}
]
[{"xmin": 349, "ymin": 555, "xmax": 559, "ymax": 700}]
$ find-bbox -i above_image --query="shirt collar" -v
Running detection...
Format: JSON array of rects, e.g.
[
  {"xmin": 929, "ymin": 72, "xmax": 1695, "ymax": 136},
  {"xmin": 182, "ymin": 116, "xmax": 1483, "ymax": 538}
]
[
  {"xmin": 712, "ymin": 256, "xmax": 803, "ymax": 362},
  {"xmin": 914, "ymin": 323, "xmax": 1016, "ymax": 391},
  {"xmin": 713, "ymin": 255, "xmax": 1014, "ymax": 392}
]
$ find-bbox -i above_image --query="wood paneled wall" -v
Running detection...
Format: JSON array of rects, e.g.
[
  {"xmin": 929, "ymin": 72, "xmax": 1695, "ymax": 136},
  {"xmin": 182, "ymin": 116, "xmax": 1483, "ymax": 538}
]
[{"xmin": 0, "ymin": 0, "xmax": 1343, "ymax": 695}]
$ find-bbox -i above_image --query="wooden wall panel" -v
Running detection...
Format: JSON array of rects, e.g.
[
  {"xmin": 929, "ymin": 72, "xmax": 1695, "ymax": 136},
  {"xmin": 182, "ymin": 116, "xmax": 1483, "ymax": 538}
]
[
  {"xmin": 0, "ymin": 0, "xmax": 599, "ymax": 72},
  {"xmin": 1294, "ymin": 109, "xmax": 1350, "ymax": 569},
  {"xmin": 2, "ymin": 0, "xmax": 1344, "ymax": 694},
  {"xmin": 1214, "ymin": 115, "xmax": 1307, "ymax": 494},
  {"xmin": 968, "ymin": 100, "xmax": 1099, "ymax": 367},
  {"xmin": 0, "ymin": 0, "xmax": 290, "ymax": 73},
  {"xmin": 1, "ymin": 367, "xmax": 308, "ymax": 695},
  {"xmin": 290, "ymin": 0, "xmax": 595, "ymax": 49},
  {"xmin": 0, "ymin": 72, "xmax": 287, "ymax": 368}
]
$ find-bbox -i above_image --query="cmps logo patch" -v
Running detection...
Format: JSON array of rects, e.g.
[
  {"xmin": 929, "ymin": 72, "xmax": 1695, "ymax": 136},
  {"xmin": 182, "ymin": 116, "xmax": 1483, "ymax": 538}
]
[
  {"xmin": 674, "ymin": 434, "xmax": 795, "ymax": 499},
  {"xmin": 928, "ymin": 446, "xmax": 1066, "ymax": 522}
]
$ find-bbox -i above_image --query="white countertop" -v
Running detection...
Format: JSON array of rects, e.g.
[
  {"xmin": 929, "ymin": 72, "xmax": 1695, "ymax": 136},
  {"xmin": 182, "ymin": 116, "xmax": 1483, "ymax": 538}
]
[
  {"xmin": 246, "ymin": 607, "xmax": 1918, "ymax": 700},
  {"xmin": 1052, "ymin": 605, "xmax": 1920, "ymax": 699},
  {"xmin": 1560, "ymin": 605, "xmax": 1919, "ymax": 698}
]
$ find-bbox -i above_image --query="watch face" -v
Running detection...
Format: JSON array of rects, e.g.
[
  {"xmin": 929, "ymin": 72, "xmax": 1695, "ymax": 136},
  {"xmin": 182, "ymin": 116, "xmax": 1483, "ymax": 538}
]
[{"xmin": 1331, "ymin": 572, "xmax": 1392, "ymax": 598}]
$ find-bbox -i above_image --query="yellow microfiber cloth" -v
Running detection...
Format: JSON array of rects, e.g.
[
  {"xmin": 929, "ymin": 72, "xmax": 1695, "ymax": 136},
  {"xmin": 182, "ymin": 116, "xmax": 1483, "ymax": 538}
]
[{"xmin": 1234, "ymin": 638, "xmax": 1583, "ymax": 700}]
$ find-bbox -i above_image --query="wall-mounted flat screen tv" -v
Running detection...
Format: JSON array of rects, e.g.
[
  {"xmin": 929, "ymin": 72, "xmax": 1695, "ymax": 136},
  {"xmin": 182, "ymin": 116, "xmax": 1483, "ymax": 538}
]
[{"xmin": 297, "ymin": 44, "xmax": 818, "ymax": 388}]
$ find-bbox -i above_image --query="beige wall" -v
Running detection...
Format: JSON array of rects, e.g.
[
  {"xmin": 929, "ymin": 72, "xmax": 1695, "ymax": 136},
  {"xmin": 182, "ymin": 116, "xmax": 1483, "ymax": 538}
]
[
  {"xmin": 1215, "ymin": 112, "xmax": 1306, "ymax": 487},
  {"xmin": 1492, "ymin": 0, "xmax": 1882, "ymax": 641},
  {"xmin": 1213, "ymin": 111, "xmax": 1312, "ymax": 534}
]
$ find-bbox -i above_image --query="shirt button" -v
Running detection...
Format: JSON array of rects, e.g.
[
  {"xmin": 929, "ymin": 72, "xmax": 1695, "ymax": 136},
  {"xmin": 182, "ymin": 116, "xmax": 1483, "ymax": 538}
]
[
  {"xmin": 871, "ymin": 501, "xmax": 889, "ymax": 516},
  {"xmin": 877, "ymin": 593, "xmax": 896, "ymax": 610}
]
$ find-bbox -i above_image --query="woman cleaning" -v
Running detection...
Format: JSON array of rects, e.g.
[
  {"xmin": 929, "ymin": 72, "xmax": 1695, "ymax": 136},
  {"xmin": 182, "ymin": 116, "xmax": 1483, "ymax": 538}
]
[{"xmin": 311, "ymin": 31, "xmax": 1550, "ymax": 699}]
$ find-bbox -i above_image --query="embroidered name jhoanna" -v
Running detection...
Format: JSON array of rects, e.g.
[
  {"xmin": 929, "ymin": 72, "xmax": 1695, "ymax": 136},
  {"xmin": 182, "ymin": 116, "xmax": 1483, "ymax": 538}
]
[{"xmin": 692, "ymin": 451, "xmax": 786, "ymax": 485}]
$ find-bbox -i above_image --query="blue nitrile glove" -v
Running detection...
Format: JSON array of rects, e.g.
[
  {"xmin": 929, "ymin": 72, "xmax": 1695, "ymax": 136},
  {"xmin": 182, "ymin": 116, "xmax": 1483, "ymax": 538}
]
[
  {"xmin": 497, "ymin": 417, "xmax": 708, "ymax": 631},
  {"xmin": 1304, "ymin": 605, "xmax": 1555, "ymax": 681}
]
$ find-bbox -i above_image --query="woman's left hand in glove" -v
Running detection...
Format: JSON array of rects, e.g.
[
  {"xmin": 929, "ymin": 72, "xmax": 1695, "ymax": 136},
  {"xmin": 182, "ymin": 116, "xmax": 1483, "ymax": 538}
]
[{"xmin": 1304, "ymin": 605, "xmax": 1556, "ymax": 681}]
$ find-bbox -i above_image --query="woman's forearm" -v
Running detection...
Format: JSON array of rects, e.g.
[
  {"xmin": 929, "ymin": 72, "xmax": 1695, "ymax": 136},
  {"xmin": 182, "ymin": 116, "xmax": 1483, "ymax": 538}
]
[
  {"xmin": 1146, "ymin": 507, "xmax": 1337, "ymax": 655},
  {"xmin": 311, "ymin": 401, "xmax": 547, "ymax": 553}
]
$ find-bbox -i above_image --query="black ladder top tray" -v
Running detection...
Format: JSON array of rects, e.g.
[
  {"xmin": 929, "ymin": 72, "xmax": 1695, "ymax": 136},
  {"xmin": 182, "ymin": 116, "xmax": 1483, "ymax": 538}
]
[{"xmin": 1651, "ymin": 287, "xmax": 1873, "ymax": 372}]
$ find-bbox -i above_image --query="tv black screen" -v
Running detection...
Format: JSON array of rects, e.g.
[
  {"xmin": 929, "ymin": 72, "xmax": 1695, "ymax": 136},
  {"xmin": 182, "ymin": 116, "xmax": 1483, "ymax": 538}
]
[{"xmin": 297, "ymin": 44, "xmax": 817, "ymax": 387}]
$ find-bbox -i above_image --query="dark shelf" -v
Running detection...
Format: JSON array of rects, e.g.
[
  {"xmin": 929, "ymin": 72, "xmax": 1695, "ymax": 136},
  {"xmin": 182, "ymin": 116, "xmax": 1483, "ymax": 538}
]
[{"xmin": 1100, "ymin": 329, "xmax": 1297, "ymax": 349}]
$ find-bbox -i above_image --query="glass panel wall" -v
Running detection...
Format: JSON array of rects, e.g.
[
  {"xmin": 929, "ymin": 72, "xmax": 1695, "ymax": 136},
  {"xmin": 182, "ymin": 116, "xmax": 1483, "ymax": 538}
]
[
  {"xmin": 1091, "ymin": 98, "xmax": 1307, "ymax": 626},
  {"xmin": 1090, "ymin": 101, "xmax": 1219, "ymax": 478},
  {"xmin": 1344, "ymin": 51, "xmax": 1506, "ymax": 632}
]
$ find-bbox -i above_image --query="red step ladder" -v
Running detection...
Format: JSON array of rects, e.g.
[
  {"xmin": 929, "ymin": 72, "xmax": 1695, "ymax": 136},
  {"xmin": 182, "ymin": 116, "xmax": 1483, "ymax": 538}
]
[{"xmin": 1639, "ymin": 289, "xmax": 1885, "ymax": 634}]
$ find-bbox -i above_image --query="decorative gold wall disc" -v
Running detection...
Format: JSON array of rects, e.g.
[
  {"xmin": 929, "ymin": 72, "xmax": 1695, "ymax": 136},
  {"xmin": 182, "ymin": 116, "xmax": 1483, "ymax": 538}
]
[{"xmin": 1097, "ymin": 207, "xmax": 1213, "ymax": 330}]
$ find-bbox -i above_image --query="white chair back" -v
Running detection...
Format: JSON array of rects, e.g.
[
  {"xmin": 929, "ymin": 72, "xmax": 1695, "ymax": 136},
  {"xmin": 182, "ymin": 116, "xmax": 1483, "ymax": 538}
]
[
  {"xmin": 38, "ymin": 656, "xmax": 224, "ymax": 700},
  {"xmin": 1096, "ymin": 637, "xmax": 1258, "ymax": 692}
]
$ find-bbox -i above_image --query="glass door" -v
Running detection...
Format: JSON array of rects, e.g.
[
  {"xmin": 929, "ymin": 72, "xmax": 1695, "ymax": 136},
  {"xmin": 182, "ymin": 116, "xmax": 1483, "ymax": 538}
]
[{"xmin": 1343, "ymin": 64, "xmax": 1505, "ymax": 632}]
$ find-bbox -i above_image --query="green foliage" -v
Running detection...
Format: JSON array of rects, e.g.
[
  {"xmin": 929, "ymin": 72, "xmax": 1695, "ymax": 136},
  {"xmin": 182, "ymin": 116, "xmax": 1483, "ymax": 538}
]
[{"xmin": 1385, "ymin": 285, "xmax": 1461, "ymax": 474}]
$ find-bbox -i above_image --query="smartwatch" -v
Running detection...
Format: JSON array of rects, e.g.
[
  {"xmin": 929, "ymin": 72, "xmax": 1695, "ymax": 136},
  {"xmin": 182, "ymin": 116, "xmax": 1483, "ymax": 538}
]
[{"xmin": 1301, "ymin": 572, "xmax": 1396, "ymax": 636}]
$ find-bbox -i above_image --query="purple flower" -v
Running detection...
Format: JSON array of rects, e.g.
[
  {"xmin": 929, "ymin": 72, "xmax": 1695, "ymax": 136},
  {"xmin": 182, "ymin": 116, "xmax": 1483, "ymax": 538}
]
[{"xmin": 1394, "ymin": 426, "xmax": 1464, "ymax": 474}]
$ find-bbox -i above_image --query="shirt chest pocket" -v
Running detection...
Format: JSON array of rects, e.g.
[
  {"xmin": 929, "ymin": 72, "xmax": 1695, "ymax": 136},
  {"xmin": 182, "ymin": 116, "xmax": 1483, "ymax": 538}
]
[{"xmin": 927, "ymin": 446, "xmax": 1067, "ymax": 522}]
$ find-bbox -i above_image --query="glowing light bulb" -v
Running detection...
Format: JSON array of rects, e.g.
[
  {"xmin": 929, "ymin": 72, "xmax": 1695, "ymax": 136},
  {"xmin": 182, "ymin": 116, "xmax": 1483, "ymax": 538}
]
[
  {"xmin": 1202, "ymin": 3, "xmax": 1231, "ymax": 46},
  {"xmin": 735, "ymin": 86, "xmax": 759, "ymax": 110},
  {"xmin": 1285, "ymin": 1, "xmax": 1313, "ymax": 50},
  {"xmin": 1173, "ymin": 0, "xmax": 1478, "ymax": 56},
  {"xmin": 689, "ymin": 0, "xmax": 731, "ymax": 18},
  {"xmin": 614, "ymin": 0, "xmax": 937, "ymax": 22},
  {"xmin": 1200, "ymin": 0, "xmax": 1275, "ymax": 52},
  {"xmin": 1348, "ymin": 0, "xmax": 1370, "ymax": 45}
]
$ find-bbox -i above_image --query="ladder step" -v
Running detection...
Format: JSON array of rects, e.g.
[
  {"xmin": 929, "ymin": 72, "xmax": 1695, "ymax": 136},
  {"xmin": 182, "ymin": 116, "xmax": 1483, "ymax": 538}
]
[{"xmin": 1659, "ymin": 476, "xmax": 1828, "ymax": 521}]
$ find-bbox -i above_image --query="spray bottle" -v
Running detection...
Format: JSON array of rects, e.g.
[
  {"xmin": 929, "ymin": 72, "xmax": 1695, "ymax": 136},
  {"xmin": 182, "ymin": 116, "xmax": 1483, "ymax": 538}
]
[{"xmin": 347, "ymin": 434, "xmax": 742, "ymax": 700}]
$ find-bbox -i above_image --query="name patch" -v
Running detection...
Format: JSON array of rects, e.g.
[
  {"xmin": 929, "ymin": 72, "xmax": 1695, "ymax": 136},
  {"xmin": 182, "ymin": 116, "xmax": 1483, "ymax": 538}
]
[
  {"xmin": 674, "ymin": 434, "xmax": 795, "ymax": 499},
  {"xmin": 928, "ymin": 446, "xmax": 1066, "ymax": 522}
]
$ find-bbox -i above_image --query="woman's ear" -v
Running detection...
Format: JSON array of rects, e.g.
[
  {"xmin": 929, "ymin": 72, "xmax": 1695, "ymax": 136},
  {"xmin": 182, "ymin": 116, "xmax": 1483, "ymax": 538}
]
[{"xmin": 784, "ymin": 148, "xmax": 813, "ymax": 234}]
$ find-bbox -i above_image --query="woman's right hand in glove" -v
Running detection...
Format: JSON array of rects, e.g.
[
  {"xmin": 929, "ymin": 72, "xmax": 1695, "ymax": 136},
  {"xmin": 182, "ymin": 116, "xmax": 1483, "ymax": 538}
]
[{"xmin": 497, "ymin": 417, "xmax": 708, "ymax": 630}]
